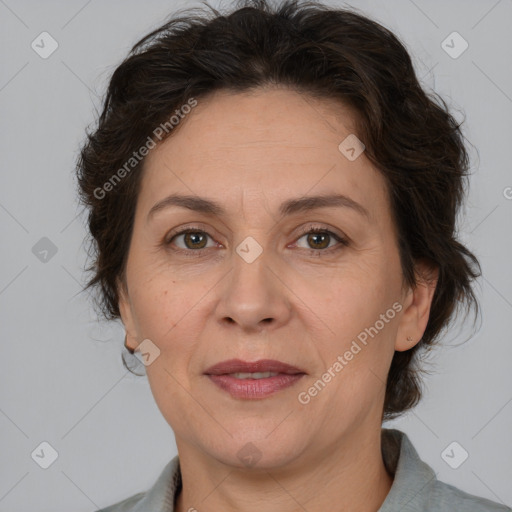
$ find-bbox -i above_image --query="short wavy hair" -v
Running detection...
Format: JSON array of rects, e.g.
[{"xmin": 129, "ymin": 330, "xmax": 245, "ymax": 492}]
[{"xmin": 76, "ymin": 0, "xmax": 481, "ymax": 421}]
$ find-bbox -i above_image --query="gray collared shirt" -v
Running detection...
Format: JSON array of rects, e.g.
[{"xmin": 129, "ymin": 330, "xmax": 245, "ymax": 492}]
[{"xmin": 96, "ymin": 428, "xmax": 511, "ymax": 511}]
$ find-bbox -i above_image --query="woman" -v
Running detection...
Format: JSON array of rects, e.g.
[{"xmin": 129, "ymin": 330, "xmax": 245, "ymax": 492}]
[{"xmin": 76, "ymin": 0, "xmax": 510, "ymax": 510}]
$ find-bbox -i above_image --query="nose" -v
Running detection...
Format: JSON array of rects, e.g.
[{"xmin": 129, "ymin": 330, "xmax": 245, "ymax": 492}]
[{"xmin": 215, "ymin": 247, "xmax": 292, "ymax": 332}]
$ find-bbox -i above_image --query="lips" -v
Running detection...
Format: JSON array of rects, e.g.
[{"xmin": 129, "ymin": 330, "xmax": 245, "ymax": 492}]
[
  {"xmin": 204, "ymin": 358, "xmax": 306, "ymax": 376},
  {"xmin": 204, "ymin": 359, "xmax": 307, "ymax": 399}
]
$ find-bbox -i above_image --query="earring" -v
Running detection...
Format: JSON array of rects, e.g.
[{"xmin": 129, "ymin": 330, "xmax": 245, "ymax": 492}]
[
  {"xmin": 124, "ymin": 334, "xmax": 135, "ymax": 354},
  {"xmin": 407, "ymin": 336, "xmax": 413, "ymax": 342}
]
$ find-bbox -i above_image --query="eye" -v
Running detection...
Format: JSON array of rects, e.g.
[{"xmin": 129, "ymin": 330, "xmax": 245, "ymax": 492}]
[
  {"xmin": 294, "ymin": 226, "xmax": 349, "ymax": 254},
  {"xmin": 166, "ymin": 228, "xmax": 217, "ymax": 253},
  {"xmin": 164, "ymin": 224, "xmax": 349, "ymax": 257}
]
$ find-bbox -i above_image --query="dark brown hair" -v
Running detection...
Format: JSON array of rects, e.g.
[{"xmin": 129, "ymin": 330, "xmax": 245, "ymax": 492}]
[{"xmin": 76, "ymin": 0, "xmax": 481, "ymax": 420}]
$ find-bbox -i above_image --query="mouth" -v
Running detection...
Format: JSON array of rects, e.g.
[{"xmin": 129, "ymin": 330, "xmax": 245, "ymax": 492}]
[{"xmin": 204, "ymin": 359, "xmax": 307, "ymax": 400}]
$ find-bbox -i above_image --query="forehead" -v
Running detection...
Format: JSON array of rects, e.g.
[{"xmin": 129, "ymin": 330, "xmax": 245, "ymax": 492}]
[
  {"xmin": 137, "ymin": 87, "xmax": 388, "ymax": 220},
  {"xmin": 151, "ymin": 87, "xmax": 360, "ymax": 162}
]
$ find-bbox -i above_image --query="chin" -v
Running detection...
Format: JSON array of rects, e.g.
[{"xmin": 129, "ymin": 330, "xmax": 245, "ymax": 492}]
[{"xmin": 207, "ymin": 432, "xmax": 307, "ymax": 471}]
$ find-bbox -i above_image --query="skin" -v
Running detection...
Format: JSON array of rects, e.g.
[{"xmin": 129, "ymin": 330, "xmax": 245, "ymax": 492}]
[{"xmin": 118, "ymin": 86, "xmax": 438, "ymax": 512}]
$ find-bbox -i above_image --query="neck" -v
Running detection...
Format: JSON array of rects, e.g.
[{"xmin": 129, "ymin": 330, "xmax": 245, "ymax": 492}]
[{"xmin": 174, "ymin": 425, "xmax": 394, "ymax": 512}]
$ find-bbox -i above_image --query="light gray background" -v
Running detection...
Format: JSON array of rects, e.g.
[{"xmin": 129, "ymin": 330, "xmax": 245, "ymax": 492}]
[{"xmin": 1, "ymin": 0, "xmax": 511, "ymax": 510}]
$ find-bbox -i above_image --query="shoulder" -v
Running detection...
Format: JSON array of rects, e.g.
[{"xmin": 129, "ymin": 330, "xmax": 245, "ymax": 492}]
[
  {"xmin": 380, "ymin": 428, "xmax": 511, "ymax": 512},
  {"xmin": 426, "ymin": 479, "xmax": 511, "ymax": 511},
  {"xmin": 93, "ymin": 491, "xmax": 146, "ymax": 512},
  {"xmin": 91, "ymin": 455, "xmax": 181, "ymax": 512}
]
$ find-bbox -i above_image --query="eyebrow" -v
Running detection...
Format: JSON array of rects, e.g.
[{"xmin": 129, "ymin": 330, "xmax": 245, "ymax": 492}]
[{"xmin": 147, "ymin": 193, "xmax": 370, "ymax": 222}]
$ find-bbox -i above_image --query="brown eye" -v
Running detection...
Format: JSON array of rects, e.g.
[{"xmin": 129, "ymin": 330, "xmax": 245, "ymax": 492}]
[
  {"xmin": 305, "ymin": 232, "xmax": 331, "ymax": 250},
  {"xmin": 295, "ymin": 227, "xmax": 348, "ymax": 253},
  {"xmin": 167, "ymin": 229, "xmax": 214, "ymax": 251}
]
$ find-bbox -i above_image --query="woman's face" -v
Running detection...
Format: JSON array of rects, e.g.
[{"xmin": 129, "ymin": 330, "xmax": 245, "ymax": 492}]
[{"xmin": 119, "ymin": 87, "xmax": 434, "ymax": 469}]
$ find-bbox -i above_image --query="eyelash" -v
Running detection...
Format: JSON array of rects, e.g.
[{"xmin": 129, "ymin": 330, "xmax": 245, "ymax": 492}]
[{"xmin": 165, "ymin": 224, "xmax": 349, "ymax": 258}]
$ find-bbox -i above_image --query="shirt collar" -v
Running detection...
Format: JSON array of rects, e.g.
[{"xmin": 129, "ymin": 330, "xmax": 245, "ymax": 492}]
[
  {"xmin": 129, "ymin": 428, "xmax": 436, "ymax": 511},
  {"xmin": 378, "ymin": 428, "xmax": 438, "ymax": 511}
]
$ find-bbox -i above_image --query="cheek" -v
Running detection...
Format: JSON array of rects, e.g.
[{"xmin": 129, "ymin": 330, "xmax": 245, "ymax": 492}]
[
  {"xmin": 303, "ymin": 299, "xmax": 397, "ymax": 429},
  {"xmin": 305, "ymin": 257, "xmax": 396, "ymax": 338},
  {"xmin": 127, "ymin": 269, "xmax": 213, "ymax": 368},
  {"xmin": 127, "ymin": 262, "xmax": 199, "ymax": 337},
  {"xmin": 130, "ymin": 276, "xmax": 205, "ymax": 424},
  {"xmin": 131, "ymin": 286, "xmax": 174, "ymax": 339},
  {"xmin": 307, "ymin": 263, "xmax": 399, "ymax": 389}
]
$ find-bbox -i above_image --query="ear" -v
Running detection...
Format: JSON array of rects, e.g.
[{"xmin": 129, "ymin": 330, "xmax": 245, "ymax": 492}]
[
  {"xmin": 395, "ymin": 260, "xmax": 438, "ymax": 352},
  {"xmin": 117, "ymin": 276, "xmax": 140, "ymax": 353}
]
